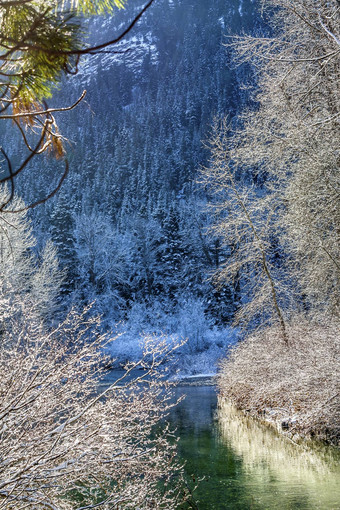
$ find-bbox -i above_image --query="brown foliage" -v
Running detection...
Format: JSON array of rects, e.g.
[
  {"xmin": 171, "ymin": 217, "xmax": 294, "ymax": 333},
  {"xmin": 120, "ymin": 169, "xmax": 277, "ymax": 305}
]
[{"xmin": 219, "ymin": 319, "xmax": 340, "ymax": 445}]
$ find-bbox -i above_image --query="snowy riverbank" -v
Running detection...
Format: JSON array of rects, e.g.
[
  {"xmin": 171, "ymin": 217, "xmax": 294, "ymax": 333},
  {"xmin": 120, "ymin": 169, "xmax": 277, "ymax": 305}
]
[
  {"xmin": 104, "ymin": 322, "xmax": 240, "ymax": 378},
  {"xmin": 218, "ymin": 320, "xmax": 340, "ymax": 447}
]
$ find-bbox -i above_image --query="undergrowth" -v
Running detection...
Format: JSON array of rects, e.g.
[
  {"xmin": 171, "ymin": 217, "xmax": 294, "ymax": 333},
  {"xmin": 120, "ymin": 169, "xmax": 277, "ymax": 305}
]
[{"xmin": 219, "ymin": 319, "xmax": 340, "ymax": 446}]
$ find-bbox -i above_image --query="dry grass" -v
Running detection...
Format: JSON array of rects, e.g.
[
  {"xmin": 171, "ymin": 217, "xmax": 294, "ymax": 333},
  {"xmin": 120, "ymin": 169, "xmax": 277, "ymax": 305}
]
[{"xmin": 219, "ymin": 319, "xmax": 340, "ymax": 446}]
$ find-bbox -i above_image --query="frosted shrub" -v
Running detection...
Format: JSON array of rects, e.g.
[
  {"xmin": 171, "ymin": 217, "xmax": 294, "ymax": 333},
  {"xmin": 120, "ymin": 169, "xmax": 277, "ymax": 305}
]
[
  {"xmin": 176, "ymin": 297, "xmax": 213, "ymax": 354},
  {"xmin": 0, "ymin": 191, "xmax": 187, "ymax": 507},
  {"xmin": 219, "ymin": 319, "xmax": 340, "ymax": 445},
  {"xmin": 106, "ymin": 297, "xmax": 239, "ymax": 376},
  {"xmin": 0, "ymin": 303, "xmax": 186, "ymax": 509}
]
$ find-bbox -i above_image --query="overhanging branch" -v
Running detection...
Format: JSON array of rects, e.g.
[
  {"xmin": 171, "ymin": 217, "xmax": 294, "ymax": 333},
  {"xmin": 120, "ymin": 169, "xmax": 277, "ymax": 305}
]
[{"xmin": 0, "ymin": 90, "xmax": 86, "ymax": 120}]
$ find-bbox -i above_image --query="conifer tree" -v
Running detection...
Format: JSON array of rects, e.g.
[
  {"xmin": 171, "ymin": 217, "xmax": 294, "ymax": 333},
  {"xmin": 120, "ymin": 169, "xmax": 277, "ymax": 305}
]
[{"xmin": 0, "ymin": 0, "xmax": 154, "ymax": 209}]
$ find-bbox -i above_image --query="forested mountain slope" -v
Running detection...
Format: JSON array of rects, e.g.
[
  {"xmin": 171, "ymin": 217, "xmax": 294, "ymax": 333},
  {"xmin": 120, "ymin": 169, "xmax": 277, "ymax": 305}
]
[{"xmin": 12, "ymin": 0, "xmax": 260, "ymax": 366}]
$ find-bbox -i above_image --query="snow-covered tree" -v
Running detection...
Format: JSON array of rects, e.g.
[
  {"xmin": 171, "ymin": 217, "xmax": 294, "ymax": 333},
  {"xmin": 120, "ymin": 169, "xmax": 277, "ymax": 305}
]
[
  {"xmin": 204, "ymin": 0, "xmax": 340, "ymax": 335},
  {"xmin": 234, "ymin": 0, "xmax": 339, "ymax": 316},
  {"xmin": 0, "ymin": 190, "xmax": 63, "ymax": 324}
]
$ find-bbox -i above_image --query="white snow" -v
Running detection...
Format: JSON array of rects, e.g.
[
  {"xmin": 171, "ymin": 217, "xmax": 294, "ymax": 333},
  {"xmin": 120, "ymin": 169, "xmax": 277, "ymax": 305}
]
[{"xmin": 105, "ymin": 318, "xmax": 240, "ymax": 378}]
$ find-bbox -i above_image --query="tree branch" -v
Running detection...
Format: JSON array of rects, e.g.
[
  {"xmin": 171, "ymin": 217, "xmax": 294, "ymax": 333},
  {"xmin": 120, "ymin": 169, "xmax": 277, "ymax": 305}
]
[
  {"xmin": 1, "ymin": 159, "xmax": 69, "ymax": 213},
  {"xmin": 1, "ymin": 0, "xmax": 154, "ymax": 57},
  {"xmin": 0, "ymin": 90, "xmax": 86, "ymax": 120}
]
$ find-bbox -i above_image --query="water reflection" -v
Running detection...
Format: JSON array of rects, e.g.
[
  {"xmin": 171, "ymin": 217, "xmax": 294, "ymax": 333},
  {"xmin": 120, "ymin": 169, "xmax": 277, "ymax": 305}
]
[
  {"xmin": 168, "ymin": 384, "xmax": 340, "ymax": 510},
  {"xmin": 218, "ymin": 400, "xmax": 340, "ymax": 510}
]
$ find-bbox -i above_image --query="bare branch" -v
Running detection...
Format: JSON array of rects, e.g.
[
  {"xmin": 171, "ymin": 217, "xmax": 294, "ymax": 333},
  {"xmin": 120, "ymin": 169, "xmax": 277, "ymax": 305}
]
[
  {"xmin": 0, "ymin": 90, "xmax": 86, "ymax": 120},
  {"xmin": 2, "ymin": 159, "xmax": 69, "ymax": 213}
]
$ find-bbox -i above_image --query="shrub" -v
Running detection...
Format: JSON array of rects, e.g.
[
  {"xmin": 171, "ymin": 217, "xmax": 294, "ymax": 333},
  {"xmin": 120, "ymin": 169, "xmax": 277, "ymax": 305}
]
[
  {"xmin": 219, "ymin": 319, "xmax": 340, "ymax": 445},
  {"xmin": 0, "ymin": 303, "xmax": 186, "ymax": 509}
]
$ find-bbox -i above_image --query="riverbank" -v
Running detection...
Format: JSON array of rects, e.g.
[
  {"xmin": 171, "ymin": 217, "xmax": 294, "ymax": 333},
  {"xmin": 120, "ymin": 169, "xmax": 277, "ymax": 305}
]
[{"xmin": 218, "ymin": 319, "xmax": 340, "ymax": 447}]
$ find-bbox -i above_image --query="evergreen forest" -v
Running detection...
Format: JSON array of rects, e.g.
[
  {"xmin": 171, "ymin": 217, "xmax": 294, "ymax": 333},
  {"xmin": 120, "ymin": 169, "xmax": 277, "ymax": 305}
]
[{"xmin": 7, "ymin": 0, "xmax": 261, "ymax": 370}]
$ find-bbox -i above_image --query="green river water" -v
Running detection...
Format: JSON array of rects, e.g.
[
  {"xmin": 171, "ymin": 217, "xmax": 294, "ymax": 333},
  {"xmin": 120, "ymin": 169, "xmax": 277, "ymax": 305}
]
[{"xmin": 170, "ymin": 383, "xmax": 340, "ymax": 510}]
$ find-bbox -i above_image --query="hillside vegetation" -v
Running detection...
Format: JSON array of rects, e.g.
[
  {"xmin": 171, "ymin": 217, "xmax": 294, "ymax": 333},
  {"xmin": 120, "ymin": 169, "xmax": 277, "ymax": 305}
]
[
  {"xmin": 207, "ymin": 0, "xmax": 340, "ymax": 444},
  {"xmin": 219, "ymin": 321, "xmax": 340, "ymax": 445}
]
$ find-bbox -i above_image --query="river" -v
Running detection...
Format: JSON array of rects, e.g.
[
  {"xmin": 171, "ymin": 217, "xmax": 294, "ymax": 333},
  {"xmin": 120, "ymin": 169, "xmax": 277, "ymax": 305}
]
[
  {"xmin": 169, "ymin": 382, "xmax": 340, "ymax": 510},
  {"xmin": 99, "ymin": 372, "xmax": 340, "ymax": 509}
]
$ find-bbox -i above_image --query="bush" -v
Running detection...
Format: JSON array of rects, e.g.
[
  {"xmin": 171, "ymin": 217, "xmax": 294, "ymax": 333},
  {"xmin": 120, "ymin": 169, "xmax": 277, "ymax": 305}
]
[
  {"xmin": 219, "ymin": 319, "xmax": 340, "ymax": 446},
  {"xmin": 0, "ymin": 303, "xmax": 186, "ymax": 509}
]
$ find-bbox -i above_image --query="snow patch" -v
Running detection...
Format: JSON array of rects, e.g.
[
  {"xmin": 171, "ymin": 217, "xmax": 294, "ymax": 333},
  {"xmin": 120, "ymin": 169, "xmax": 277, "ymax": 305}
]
[
  {"xmin": 75, "ymin": 30, "xmax": 159, "ymax": 86},
  {"xmin": 105, "ymin": 318, "xmax": 240, "ymax": 377}
]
